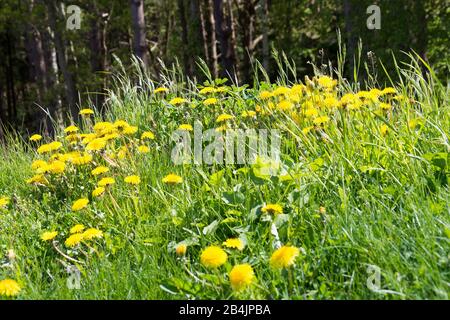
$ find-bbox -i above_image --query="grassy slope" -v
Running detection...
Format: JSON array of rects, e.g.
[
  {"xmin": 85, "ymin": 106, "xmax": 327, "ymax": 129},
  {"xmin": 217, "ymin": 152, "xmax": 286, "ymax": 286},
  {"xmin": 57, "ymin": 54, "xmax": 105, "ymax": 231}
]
[{"xmin": 0, "ymin": 57, "xmax": 449, "ymax": 300}]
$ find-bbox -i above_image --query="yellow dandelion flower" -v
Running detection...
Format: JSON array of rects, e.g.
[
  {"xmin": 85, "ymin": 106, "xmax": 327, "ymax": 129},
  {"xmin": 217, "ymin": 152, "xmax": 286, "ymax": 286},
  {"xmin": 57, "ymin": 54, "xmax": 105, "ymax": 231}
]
[
  {"xmin": 71, "ymin": 198, "xmax": 89, "ymax": 211},
  {"xmin": 223, "ymin": 238, "xmax": 244, "ymax": 251},
  {"xmin": 199, "ymin": 87, "xmax": 216, "ymax": 94},
  {"xmin": 64, "ymin": 125, "xmax": 79, "ymax": 134},
  {"xmin": 229, "ymin": 264, "xmax": 254, "ymax": 291},
  {"xmin": 317, "ymin": 76, "xmax": 337, "ymax": 89},
  {"xmin": 137, "ymin": 145, "xmax": 150, "ymax": 153},
  {"xmin": 305, "ymin": 108, "xmax": 318, "ymax": 118},
  {"xmin": 86, "ymin": 138, "xmax": 107, "ymax": 151},
  {"xmin": 48, "ymin": 160, "xmax": 65, "ymax": 174},
  {"xmin": 122, "ymin": 126, "xmax": 138, "ymax": 135},
  {"xmin": 270, "ymin": 245, "xmax": 300, "ymax": 269},
  {"xmin": 29, "ymin": 134, "xmax": 42, "ymax": 142},
  {"xmin": 381, "ymin": 87, "xmax": 396, "ymax": 95},
  {"xmin": 98, "ymin": 177, "xmax": 115, "ymax": 187},
  {"xmin": 379, "ymin": 103, "xmax": 392, "ymax": 111},
  {"xmin": 0, "ymin": 279, "xmax": 21, "ymax": 297},
  {"xmin": 124, "ymin": 175, "xmax": 141, "ymax": 185},
  {"xmin": 241, "ymin": 110, "xmax": 257, "ymax": 118},
  {"xmin": 203, "ymin": 97, "xmax": 218, "ymax": 105},
  {"xmin": 113, "ymin": 120, "xmax": 130, "ymax": 130},
  {"xmin": 92, "ymin": 187, "xmax": 106, "ymax": 197},
  {"xmin": 169, "ymin": 97, "xmax": 187, "ymax": 105},
  {"xmin": 65, "ymin": 233, "xmax": 84, "ymax": 247},
  {"xmin": 26, "ymin": 174, "xmax": 48, "ymax": 185},
  {"xmin": 31, "ymin": 160, "xmax": 47, "ymax": 170},
  {"xmin": 200, "ymin": 246, "xmax": 228, "ymax": 268},
  {"xmin": 82, "ymin": 228, "xmax": 103, "ymax": 240},
  {"xmin": 273, "ymin": 86, "xmax": 291, "ymax": 96},
  {"xmin": 216, "ymin": 113, "xmax": 234, "ymax": 123},
  {"xmin": 313, "ymin": 116, "xmax": 330, "ymax": 126},
  {"xmin": 70, "ymin": 224, "xmax": 85, "ymax": 234},
  {"xmin": 0, "ymin": 197, "xmax": 10, "ymax": 208},
  {"xmin": 175, "ymin": 244, "xmax": 187, "ymax": 256},
  {"xmin": 154, "ymin": 87, "xmax": 169, "ymax": 94},
  {"xmin": 79, "ymin": 108, "xmax": 94, "ymax": 115},
  {"xmin": 380, "ymin": 124, "xmax": 389, "ymax": 136},
  {"xmin": 178, "ymin": 124, "xmax": 193, "ymax": 131},
  {"xmin": 261, "ymin": 203, "xmax": 283, "ymax": 215},
  {"xmin": 259, "ymin": 90, "xmax": 273, "ymax": 99},
  {"xmin": 91, "ymin": 166, "xmax": 109, "ymax": 176},
  {"xmin": 71, "ymin": 153, "xmax": 93, "ymax": 165},
  {"xmin": 141, "ymin": 131, "xmax": 155, "ymax": 140},
  {"xmin": 277, "ymin": 100, "xmax": 294, "ymax": 111},
  {"xmin": 41, "ymin": 231, "xmax": 58, "ymax": 241},
  {"xmin": 162, "ymin": 173, "xmax": 183, "ymax": 185}
]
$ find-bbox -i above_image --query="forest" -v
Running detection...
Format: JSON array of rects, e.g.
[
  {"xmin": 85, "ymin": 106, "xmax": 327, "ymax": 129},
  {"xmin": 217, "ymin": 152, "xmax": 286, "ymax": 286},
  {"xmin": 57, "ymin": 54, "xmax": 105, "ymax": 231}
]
[{"xmin": 0, "ymin": 0, "xmax": 448, "ymax": 136}]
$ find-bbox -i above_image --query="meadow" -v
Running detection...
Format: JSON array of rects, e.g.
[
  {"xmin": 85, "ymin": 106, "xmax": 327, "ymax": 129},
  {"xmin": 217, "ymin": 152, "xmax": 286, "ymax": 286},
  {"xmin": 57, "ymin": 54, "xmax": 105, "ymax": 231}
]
[{"xmin": 0, "ymin": 54, "xmax": 449, "ymax": 300}]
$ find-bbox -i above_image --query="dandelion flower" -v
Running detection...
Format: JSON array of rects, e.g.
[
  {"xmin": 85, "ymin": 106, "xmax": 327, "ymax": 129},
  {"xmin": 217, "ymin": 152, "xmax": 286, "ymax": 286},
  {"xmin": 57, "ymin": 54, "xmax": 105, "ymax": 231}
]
[
  {"xmin": 162, "ymin": 173, "xmax": 183, "ymax": 185},
  {"xmin": 98, "ymin": 177, "xmax": 115, "ymax": 187},
  {"xmin": 82, "ymin": 228, "xmax": 103, "ymax": 240},
  {"xmin": 92, "ymin": 187, "xmax": 105, "ymax": 197},
  {"xmin": 137, "ymin": 145, "xmax": 150, "ymax": 153},
  {"xmin": 216, "ymin": 113, "xmax": 234, "ymax": 123},
  {"xmin": 380, "ymin": 124, "xmax": 389, "ymax": 136},
  {"xmin": 141, "ymin": 131, "xmax": 155, "ymax": 140},
  {"xmin": 79, "ymin": 108, "xmax": 94, "ymax": 115},
  {"xmin": 199, "ymin": 87, "xmax": 216, "ymax": 94},
  {"xmin": 0, "ymin": 279, "xmax": 21, "ymax": 297},
  {"xmin": 86, "ymin": 138, "xmax": 107, "ymax": 151},
  {"xmin": 31, "ymin": 160, "xmax": 47, "ymax": 171},
  {"xmin": 71, "ymin": 153, "xmax": 93, "ymax": 165},
  {"xmin": 200, "ymin": 246, "xmax": 228, "ymax": 268},
  {"xmin": 71, "ymin": 198, "xmax": 89, "ymax": 211},
  {"xmin": 154, "ymin": 87, "xmax": 169, "ymax": 94},
  {"xmin": 313, "ymin": 116, "xmax": 330, "ymax": 126},
  {"xmin": 91, "ymin": 166, "xmax": 109, "ymax": 176},
  {"xmin": 64, "ymin": 125, "xmax": 79, "ymax": 134},
  {"xmin": 48, "ymin": 160, "xmax": 65, "ymax": 174},
  {"xmin": 124, "ymin": 175, "xmax": 141, "ymax": 185},
  {"xmin": 169, "ymin": 97, "xmax": 187, "ymax": 105},
  {"xmin": 0, "ymin": 196, "xmax": 10, "ymax": 208},
  {"xmin": 30, "ymin": 134, "xmax": 42, "ymax": 142},
  {"xmin": 176, "ymin": 244, "xmax": 187, "ymax": 256},
  {"xmin": 203, "ymin": 98, "xmax": 218, "ymax": 106},
  {"xmin": 261, "ymin": 204, "xmax": 283, "ymax": 215},
  {"xmin": 270, "ymin": 246, "xmax": 300, "ymax": 269},
  {"xmin": 41, "ymin": 231, "xmax": 58, "ymax": 241},
  {"xmin": 259, "ymin": 91, "xmax": 273, "ymax": 99},
  {"xmin": 65, "ymin": 233, "xmax": 84, "ymax": 247},
  {"xmin": 223, "ymin": 238, "xmax": 244, "ymax": 251},
  {"xmin": 122, "ymin": 126, "xmax": 138, "ymax": 135},
  {"xmin": 229, "ymin": 264, "xmax": 254, "ymax": 291},
  {"xmin": 317, "ymin": 76, "xmax": 337, "ymax": 89},
  {"xmin": 70, "ymin": 224, "xmax": 85, "ymax": 234},
  {"xmin": 178, "ymin": 124, "xmax": 193, "ymax": 131}
]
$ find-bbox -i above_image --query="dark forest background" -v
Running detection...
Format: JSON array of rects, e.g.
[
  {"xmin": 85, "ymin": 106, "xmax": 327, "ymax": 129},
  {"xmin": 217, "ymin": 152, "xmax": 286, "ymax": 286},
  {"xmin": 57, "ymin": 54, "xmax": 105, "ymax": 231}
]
[{"xmin": 0, "ymin": 0, "xmax": 448, "ymax": 136}]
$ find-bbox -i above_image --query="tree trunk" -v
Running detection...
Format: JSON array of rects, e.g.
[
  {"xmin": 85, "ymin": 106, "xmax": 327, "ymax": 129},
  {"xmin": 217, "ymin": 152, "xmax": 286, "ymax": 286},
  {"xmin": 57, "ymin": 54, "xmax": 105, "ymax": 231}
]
[
  {"xmin": 236, "ymin": 0, "xmax": 256, "ymax": 84},
  {"xmin": 177, "ymin": 0, "xmax": 191, "ymax": 76},
  {"xmin": 199, "ymin": 1, "xmax": 210, "ymax": 68},
  {"xmin": 343, "ymin": 0, "xmax": 356, "ymax": 71},
  {"xmin": 213, "ymin": 0, "xmax": 237, "ymax": 81},
  {"xmin": 206, "ymin": 0, "xmax": 219, "ymax": 78},
  {"xmin": 260, "ymin": 0, "xmax": 270, "ymax": 72},
  {"xmin": 47, "ymin": 0, "xmax": 78, "ymax": 121},
  {"xmin": 130, "ymin": 0, "xmax": 149, "ymax": 68}
]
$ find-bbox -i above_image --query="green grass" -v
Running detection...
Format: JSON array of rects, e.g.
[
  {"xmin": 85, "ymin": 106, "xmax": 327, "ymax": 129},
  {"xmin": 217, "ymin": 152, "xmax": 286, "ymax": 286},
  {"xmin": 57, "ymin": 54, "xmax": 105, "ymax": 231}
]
[{"xmin": 0, "ymin": 53, "xmax": 449, "ymax": 300}]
